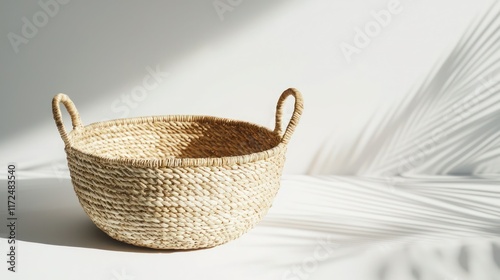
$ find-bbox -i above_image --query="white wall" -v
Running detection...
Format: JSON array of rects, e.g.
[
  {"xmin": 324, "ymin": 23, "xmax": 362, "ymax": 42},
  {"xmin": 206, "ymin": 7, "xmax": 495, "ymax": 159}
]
[{"xmin": 0, "ymin": 0, "xmax": 496, "ymax": 176}]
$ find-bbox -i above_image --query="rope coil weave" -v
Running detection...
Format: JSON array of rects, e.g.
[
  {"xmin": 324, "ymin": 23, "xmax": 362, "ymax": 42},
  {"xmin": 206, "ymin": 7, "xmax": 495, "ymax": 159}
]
[{"xmin": 52, "ymin": 88, "xmax": 303, "ymax": 249}]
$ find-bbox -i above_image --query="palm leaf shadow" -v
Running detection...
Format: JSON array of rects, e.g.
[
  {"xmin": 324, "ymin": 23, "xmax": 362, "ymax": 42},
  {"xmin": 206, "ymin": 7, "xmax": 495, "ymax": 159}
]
[
  {"xmin": 309, "ymin": 1, "xmax": 500, "ymax": 176},
  {"xmin": 264, "ymin": 176, "xmax": 500, "ymax": 279}
]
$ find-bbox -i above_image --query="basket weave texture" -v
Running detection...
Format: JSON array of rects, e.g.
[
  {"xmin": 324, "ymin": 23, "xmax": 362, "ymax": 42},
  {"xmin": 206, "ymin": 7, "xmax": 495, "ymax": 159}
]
[{"xmin": 52, "ymin": 88, "xmax": 303, "ymax": 249}]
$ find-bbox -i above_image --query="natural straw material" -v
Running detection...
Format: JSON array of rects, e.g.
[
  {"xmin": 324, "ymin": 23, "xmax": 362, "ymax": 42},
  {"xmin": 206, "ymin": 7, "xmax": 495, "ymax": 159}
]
[{"xmin": 52, "ymin": 88, "xmax": 303, "ymax": 249}]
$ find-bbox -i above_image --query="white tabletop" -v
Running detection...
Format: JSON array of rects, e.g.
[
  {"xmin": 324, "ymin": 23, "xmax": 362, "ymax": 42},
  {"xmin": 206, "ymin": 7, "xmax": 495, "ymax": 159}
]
[{"xmin": 1, "ymin": 175, "xmax": 499, "ymax": 279}]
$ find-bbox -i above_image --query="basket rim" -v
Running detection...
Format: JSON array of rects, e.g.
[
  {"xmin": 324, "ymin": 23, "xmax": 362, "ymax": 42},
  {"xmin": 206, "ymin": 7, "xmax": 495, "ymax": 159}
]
[{"xmin": 66, "ymin": 114, "xmax": 286, "ymax": 168}]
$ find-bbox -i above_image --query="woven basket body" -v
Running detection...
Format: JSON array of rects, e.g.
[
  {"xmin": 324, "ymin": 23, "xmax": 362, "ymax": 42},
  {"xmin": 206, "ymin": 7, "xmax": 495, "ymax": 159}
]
[{"xmin": 52, "ymin": 88, "xmax": 303, "ymax": 249}]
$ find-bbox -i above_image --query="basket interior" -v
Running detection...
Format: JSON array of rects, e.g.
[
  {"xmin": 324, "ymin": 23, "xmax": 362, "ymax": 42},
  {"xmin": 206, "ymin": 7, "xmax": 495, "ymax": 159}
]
[{"xmin": 70, "ymin": 117, "xmax": 281, "ymax": 160}]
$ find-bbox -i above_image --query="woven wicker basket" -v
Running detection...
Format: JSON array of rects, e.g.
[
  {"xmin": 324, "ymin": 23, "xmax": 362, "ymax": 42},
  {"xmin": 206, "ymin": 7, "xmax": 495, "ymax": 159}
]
[{"xmin": 52, "ymin": 88, "xmax": 303, "ymax": 249}]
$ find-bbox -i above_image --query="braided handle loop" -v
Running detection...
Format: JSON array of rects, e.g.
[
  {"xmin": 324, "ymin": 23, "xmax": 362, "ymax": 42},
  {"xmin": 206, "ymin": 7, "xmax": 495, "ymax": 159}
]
[
  {"xmin": 52, "ymin": 93, "xmax": 82, "ymax": 147},
  {"xmin": 274, "ymin": 88, "xmax": 303, "ymax": 145}
]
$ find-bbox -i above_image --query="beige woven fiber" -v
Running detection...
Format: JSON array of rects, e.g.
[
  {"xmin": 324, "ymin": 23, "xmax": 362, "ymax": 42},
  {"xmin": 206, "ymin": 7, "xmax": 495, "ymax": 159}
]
[{"xmin": 52, "ymin": 88, "xmax": 303, "ymax": 249}]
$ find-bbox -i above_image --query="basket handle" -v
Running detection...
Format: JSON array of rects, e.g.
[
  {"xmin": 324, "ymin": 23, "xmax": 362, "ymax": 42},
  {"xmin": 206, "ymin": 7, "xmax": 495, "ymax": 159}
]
[
  {"xmin": 52, "ymin": 93, "xmax": 82, "ymax": 147},
  {"xmin": 274, "ymin": 88, "xmax": 303, "ymax": 145}
]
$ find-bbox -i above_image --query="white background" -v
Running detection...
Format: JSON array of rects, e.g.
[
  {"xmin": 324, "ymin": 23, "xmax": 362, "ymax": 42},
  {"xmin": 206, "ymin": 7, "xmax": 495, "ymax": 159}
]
[
  {"xmin": 1, "ymin": 0, "xmax": 495, "ymax": 176},
  {"xmin": 1, "ymin": 1, "xmax": 499, "ymax": 280}
]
